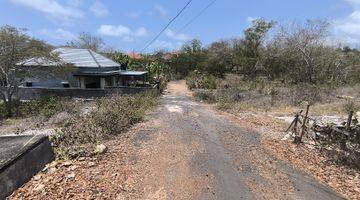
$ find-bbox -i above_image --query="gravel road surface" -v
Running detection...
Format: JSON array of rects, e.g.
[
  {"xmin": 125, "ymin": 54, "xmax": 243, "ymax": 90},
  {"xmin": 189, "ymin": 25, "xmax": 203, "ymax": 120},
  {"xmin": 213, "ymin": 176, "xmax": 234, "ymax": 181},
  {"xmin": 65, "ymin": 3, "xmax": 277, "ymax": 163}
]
[{"xmin": 135, "ymin": 80, "xmax": 345, "ymax": 199}]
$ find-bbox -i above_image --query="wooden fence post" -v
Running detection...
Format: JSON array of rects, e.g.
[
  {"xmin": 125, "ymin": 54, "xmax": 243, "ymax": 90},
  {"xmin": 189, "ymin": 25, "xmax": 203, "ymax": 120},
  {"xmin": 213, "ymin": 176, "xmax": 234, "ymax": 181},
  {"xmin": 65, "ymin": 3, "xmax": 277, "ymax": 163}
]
[
  {"xmin": 340, "ymin": 110, "xmax": 354, "ymax": 150},
  {"xmin": 300, "ymin": 104, "xmax": 310, "ymax": 138},
  {"xmin": 293, "ymin": 113, "xmax": 301, "ymax": 144},
  {"xmin": 294, "ymin": 104, "xmax": 310, "ymax": 144},
  {"xmin": 346, "ymin": 111, "xmax": 354, "ymax": 131}
]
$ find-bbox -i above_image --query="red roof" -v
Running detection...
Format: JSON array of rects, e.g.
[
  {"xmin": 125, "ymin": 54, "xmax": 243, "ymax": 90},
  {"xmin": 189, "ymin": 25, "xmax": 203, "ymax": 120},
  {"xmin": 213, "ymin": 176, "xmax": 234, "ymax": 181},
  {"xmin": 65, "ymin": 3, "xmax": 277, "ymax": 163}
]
[{"xmin": 128, "ymin": 52, "xmax": 142, "ymax": 60}]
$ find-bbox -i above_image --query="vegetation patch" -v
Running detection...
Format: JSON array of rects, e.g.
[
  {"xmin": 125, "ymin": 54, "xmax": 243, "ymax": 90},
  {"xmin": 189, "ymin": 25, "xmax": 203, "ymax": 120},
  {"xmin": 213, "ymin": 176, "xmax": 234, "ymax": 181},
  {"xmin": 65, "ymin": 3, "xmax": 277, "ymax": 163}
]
[
  {"xmin": 50, "ymin": 92, "xmax": 157, "ymax": 159},
  {"xmin": 0, "ymin": 96, "xmax": 79, "ymax": 121},
  {"xmin": 186, "ymin": 71, "xmax": 217, "ymax": 90},
  {"xmin": 0, "ymin": 101, "xmax": 4, "ymax": 119}
]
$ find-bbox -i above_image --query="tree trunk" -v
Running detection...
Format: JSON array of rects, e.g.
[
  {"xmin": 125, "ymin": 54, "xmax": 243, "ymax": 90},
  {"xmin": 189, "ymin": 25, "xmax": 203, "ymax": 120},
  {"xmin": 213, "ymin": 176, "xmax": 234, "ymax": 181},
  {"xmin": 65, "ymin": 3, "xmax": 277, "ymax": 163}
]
[
  {"xmin": 5, "ymin": 88, "xmax": 13, "ymax": 118},
  {"xmin": 5, "ymin": 99, "xmax": 12, "ymax": 118}
]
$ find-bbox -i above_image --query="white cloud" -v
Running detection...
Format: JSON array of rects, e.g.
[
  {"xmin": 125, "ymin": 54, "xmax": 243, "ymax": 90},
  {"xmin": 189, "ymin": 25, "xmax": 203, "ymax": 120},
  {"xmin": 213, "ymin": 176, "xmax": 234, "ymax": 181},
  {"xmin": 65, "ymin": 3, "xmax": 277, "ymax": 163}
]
[
  {"xmin": 333, "ymin": 0, "xmax": 360, "ymax": 45},
  {"xmin": 344, "ymin": 0, "xmax": 360, "ymax": 6},
  {"xmin": 165, "ymin": 29, "xmax": 192, "ymax": 41},
  {"xmin": 135, "ymin": 27, "xmax": 149, "ymax": 37},
  {"xmin": 39, "ymin": 28, "xmax": 76, "ymax": 40},
  {"xmin": 97, "ymin": 25, "xmax": 149, "ymax": 42},
  {"xmin": 336, "ymin": 11, "xmax": 360, "ymax": 35},
  {"xmin": 9, "ymin": 0, "xmax": 84, "ymax": 24},
  {"xmin": 154, "ymin": 4, "xmax": 168, "ymax": 16},
  {"xmin": 98, "ymin": 25, "xmax": 132, "ymax": 36},
  {"xmin": 90, "ymin": 1, "xmax": 109, "ymax": 17}
]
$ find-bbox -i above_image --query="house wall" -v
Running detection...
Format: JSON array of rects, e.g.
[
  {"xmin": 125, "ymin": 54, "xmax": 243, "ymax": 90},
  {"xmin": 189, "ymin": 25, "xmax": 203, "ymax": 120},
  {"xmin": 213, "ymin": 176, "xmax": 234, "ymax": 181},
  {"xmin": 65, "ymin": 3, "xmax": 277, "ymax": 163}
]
[
  {"xmin": 20, "ymin": 66, "xmax": 79, "ymax": 88},
  {"xmin": 23, "ymin": 76, "xmax": 77, "ymax": 88},
  {"xmin": 20, "ymin": 66, "xmax": 122, "ymax": 89}
]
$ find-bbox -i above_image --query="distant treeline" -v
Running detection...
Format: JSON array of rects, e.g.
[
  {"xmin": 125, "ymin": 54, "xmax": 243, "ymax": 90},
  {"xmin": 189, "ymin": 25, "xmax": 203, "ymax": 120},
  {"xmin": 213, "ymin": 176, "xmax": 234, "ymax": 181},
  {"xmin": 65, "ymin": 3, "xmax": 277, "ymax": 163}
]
[{"xmin": 112, "ymin": 18, "xmax": 360, "ymax": 85}]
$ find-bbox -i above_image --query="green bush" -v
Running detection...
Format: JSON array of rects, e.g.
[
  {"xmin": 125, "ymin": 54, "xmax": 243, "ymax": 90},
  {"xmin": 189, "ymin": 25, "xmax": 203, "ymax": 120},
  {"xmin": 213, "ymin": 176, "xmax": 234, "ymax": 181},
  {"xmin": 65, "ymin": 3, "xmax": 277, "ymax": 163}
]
[
  {"xmin": 18, "ymin": 96, "xmax": 77, "ymax": 118},
  {"xmin": 93, "ymin": 93, "xmax": 157, "ymax": 135},
  {"xmin": 186, "ymin": 72, "xmax": 217, "ymax": 90},
  {"xmin": 36, "ymin": 96, "xmax": 63, "ymax": 118},
  {"xmin": 0, "ymin": 96, "xmax": 76, "ymax": 121}
]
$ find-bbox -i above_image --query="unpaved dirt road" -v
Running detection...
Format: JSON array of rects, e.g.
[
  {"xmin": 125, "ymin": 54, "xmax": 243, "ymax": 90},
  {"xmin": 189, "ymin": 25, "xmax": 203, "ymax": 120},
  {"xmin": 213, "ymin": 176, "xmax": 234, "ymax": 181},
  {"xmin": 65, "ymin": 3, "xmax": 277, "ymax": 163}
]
[
  {"xmin": 132, "ymin": 80, "xmax": 344, "ymax": 199},
  {"xmin": 10, "ymin": 81, "xmax": 345, "ymax": 200}
]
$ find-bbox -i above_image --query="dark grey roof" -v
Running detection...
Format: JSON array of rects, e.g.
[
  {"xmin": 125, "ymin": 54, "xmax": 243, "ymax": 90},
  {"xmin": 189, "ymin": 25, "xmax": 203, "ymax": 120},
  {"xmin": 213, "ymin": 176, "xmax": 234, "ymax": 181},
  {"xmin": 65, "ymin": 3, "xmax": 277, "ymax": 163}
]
[{"xmin": 21, "ymin": 48, "xmax": 120, "ymax": 68}]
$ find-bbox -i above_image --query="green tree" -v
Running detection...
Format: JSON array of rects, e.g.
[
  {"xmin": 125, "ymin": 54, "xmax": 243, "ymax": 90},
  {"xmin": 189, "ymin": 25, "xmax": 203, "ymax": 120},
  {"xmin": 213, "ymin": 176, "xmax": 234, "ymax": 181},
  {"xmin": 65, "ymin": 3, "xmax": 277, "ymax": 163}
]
[
  {"xmin": 233, "ymin": 18, "xmax": 275, "ymax": 77},
  {"xmin": 146, "ymin": 61, "xmax": 169, "ymax": 81},
  {"xmin": 171, "ymin": 39, "xmax": 206, "ymax": 77},
  {"xmin": 0, "ymin": 25, "xmax": 56, "ymax": 117},
  {"xmin": 106, "ymin": 51, "xmax": 131, "ymax": 68},
  {"xmin": 203, "ymin": 40, "xmax": 233, "ymax": 77}
]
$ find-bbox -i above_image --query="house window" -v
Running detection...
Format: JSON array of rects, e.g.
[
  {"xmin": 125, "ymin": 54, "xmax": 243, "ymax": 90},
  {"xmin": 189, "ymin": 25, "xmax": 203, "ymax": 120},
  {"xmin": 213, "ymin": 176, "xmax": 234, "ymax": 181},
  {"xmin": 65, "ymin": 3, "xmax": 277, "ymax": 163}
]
[
  {"xmin": 25, "ymin": 81, "xmax": 33, "ymax": 87},
  {"xmin": 105, "ymin": 77, "xmax": 112, "ymax": 87},
  {"xmin": 84, "ymin": 77, "xmax": 101, "ymax": 88},
  {"xmin": 62, "ymin": 82, "xmax": 70, "ymax": 88}
]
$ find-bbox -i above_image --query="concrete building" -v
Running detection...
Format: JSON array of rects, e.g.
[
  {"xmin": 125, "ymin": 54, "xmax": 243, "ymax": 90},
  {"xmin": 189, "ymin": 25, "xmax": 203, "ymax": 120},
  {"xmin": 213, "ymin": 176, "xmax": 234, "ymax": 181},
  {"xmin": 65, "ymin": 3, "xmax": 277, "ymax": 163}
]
[{"xmin": 20, "ymin": 48, "xmax": 148, "ymax": 89}]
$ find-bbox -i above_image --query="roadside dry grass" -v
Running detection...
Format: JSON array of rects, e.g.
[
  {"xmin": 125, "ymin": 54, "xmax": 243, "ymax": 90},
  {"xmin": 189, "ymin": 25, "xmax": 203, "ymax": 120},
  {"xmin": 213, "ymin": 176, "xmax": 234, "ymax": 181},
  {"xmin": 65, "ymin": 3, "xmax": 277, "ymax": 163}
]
[
  {"xmin": 222, "ymin": 100, "xmax": 348, "ymax": 117},
  {"xmin": 216, "ymin": 107, "xmax": 360, "ymax": 200},
  {"xmin": 0, "ymin": 96, "xmax": 83, "ymax": 136}
]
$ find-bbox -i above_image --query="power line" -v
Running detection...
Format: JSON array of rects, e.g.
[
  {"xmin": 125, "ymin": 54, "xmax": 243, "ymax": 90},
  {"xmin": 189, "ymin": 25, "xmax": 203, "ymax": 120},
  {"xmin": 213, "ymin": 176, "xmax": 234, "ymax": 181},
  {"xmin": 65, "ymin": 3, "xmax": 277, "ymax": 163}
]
[
  {"xmin": 140, "ymin": 0, "xmax": 194, "ymax": 53},
  {"xmin": 177, "ymin": 0, "xmax": 217, "ymax": 33}
]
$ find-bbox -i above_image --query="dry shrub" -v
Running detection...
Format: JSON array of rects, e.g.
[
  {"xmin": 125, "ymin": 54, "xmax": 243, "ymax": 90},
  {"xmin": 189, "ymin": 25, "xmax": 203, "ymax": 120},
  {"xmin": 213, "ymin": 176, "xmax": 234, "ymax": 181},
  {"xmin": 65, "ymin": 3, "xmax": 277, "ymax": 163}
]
[
  {"xmin": 193, "ymin": 90, "xmax": 216, "ymax": 103},
  {"xmin": 336, "ymin": 84, "xmax": 360, "ymax": 98},
  {"xmin": 50, "ymin": 92, "xmax": 157, "ymax": 159},
  {"xmin": 287, "ymin": 84, "xmax": 322, "ymax": 106},
  {"xmin": 319, "ymin": 130, "xmax": 360, "ymax": 169},
  {"xmin": 7, "ymin": 96, "xmax": 79, "ymax": 120},
  {"xmin": 315, "ymin": 100, "xmax": 360, "ymax": 169},
  {"xmin": 186, "ymin": 72, "xmax": 217, "ymax": 90},
  {"xmin": 192, "ymin": 74, "xmax": 342, "ymax": 114},
  {"xmin": 217, "ymin": 74, "xmax": 244, "ymax": 89},
  {"xmin": 93, "ymin": 92, "xmax": 157, "ymax": 135},
  {"xmin": 343, "ymin": 100, "xmax": 360, "ymax": 113}
]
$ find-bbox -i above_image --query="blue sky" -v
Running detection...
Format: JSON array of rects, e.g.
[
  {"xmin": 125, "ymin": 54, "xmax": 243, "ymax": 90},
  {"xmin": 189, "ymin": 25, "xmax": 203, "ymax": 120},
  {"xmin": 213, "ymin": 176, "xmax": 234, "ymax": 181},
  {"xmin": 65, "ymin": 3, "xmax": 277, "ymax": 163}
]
[{"xmin": 0, "ymin": 0, "xmax": 359, "ymax": 52}]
